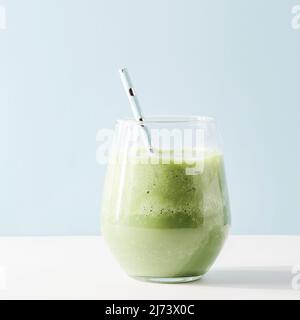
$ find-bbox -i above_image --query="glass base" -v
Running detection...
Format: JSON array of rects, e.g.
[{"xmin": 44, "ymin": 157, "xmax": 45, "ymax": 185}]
[{"xmin": 132, "ymin": 275, "xmax": 202, "ymax": 284}]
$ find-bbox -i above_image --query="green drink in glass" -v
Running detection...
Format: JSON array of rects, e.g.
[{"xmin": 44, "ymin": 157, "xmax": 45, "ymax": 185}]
[{"xmin": 101, "ymin": 117, "xmax": 231, "ymax": 283}]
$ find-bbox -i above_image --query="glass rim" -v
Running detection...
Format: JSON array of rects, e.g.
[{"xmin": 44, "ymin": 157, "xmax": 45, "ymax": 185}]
[{"xmin": 117, "ymin": 115, "xmax": 216, "ymax": 125}]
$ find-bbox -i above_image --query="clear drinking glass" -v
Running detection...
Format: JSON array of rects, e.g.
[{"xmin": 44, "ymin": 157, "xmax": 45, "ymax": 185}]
[{"xmin": 101, "ymin": 116, "xmax": 231, "ymax": 283}]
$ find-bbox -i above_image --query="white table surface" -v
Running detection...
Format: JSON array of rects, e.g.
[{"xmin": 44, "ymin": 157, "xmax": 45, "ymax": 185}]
[{"xmin": 0, "ymin": 235, "xmax": 299, "ymax": 300}]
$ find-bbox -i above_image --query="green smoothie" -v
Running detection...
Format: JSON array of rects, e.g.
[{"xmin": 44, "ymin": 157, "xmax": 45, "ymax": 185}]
[{"xmin": 101, "ymin": 150, "xmax": 230, "ymax": 280}]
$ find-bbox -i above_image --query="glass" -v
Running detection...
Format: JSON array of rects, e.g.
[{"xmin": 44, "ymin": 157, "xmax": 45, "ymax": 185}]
[{"xmin": 101, "ymin": 116, "xmax": 231, "ymax": 283}]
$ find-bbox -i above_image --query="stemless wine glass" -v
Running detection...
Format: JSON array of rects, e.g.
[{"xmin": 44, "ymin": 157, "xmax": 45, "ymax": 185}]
[{"xmin": 101, "ymin": 116, "xmax": 231, "ymax": 283}]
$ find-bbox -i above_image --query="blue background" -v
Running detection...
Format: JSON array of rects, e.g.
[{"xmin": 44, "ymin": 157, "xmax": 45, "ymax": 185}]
[{"xmin": 0, "ymin": 0, "xmax": 299, "ymax": 235}]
